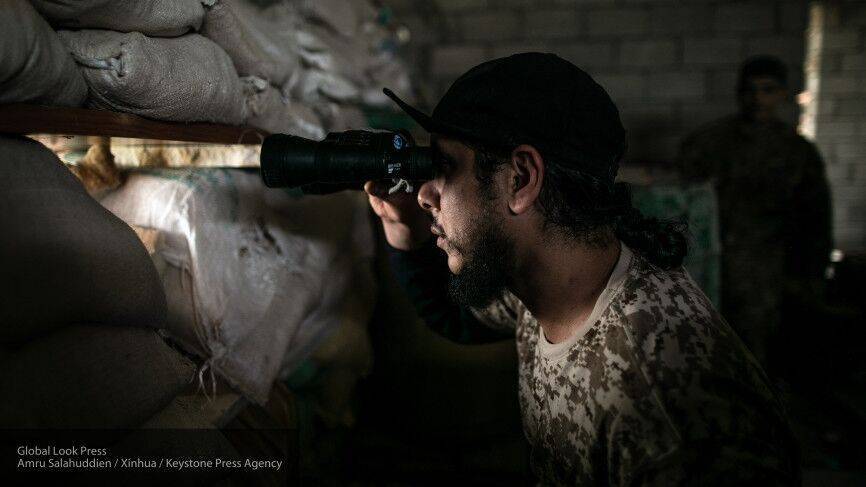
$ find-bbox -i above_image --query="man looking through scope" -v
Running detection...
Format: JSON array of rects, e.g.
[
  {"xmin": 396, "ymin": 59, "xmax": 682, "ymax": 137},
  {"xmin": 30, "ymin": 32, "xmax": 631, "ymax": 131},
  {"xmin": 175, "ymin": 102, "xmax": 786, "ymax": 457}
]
[{"xmin": 363, "ymin": 53, "xmax": 799, "ymax": 485}]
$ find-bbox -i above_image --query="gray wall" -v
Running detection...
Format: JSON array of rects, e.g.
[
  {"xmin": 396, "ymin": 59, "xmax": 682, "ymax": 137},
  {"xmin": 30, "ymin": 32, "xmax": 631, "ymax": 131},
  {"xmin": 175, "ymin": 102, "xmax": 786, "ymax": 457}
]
[
  {"xmin": 385, "ymin": 0, "xmax": 810, "ymax": 164},
  {"xmin": 804, "ymin": 1, "xmax": 866, "ymax": 252}
]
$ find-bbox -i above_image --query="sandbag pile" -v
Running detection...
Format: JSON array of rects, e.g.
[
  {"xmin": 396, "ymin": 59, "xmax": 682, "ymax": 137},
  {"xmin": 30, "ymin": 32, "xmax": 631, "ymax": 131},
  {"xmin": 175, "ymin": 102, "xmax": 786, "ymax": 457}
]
[
  {"xmin": 30, "ymin": 0, "xmax": 215, "ymax": 37},
  {"xmin": 0, "ymin": 135, "xmax": 195, "ymax": 431},
  {"xmin": 0, "ymin": 0, "xmax": 87, "ymax": 106},
  {"xmin": 100, "ymin": 169, "xmax": 377, "ymax": 405},
  {"xmin": 266, "ymin": 0, "xmax": 416, "ymax": 124},
  {"xmin": 59, "ymin": 30, "xmax": 247, "ymax": 125}
]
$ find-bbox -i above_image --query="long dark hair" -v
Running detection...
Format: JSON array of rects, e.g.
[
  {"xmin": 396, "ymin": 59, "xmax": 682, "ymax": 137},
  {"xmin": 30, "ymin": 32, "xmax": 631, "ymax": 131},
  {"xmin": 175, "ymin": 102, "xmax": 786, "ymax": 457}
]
[{"xmin": 472, "ymin": 144, "xmax": 689, "ymax": 269}]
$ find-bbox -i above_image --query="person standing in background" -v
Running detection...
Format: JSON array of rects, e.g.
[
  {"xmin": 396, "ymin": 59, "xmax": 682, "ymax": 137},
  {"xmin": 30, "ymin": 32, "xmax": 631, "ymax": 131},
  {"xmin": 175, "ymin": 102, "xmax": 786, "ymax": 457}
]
[{"xmin": 676, "ymin": 55, "xmax": 832, "ymax": 371}]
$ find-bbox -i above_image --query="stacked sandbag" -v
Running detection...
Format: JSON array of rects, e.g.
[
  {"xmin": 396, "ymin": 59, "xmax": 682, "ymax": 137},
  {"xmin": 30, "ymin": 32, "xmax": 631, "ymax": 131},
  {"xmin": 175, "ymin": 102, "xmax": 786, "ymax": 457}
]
[
  {"xmin": 58, "ymin": 30, "xmax": 246, "ymax": 125},
  {"xmin": 0, "ymin": 0, "xmax": 87, "ymax": 106},
  {"xmin": 201, "ymin": 0, "xmax": 299, "ymax": 92},
  {"xmin": 0, "ymin": 136, "xmax": 165, "ymax": 343},
  {"xmin": 30, "ymin": 0, "xmax": 214, "ymax": 37},
  {"xmin": 0, "ymin": 325, "xmax": 195, "ymax": 431},
  {"xmin": 268, "ymin": 0, "xmax": 416, "ymax": 127},
  {"xmin": 100, "ymin": 169, "xmax": 376, "ymax": 405},
  {"xmin": 200, "ymin": 0, "xmax": 326, "ymax": 138},
  {"xmin": 243, "ymin": 77, "xmax": 325, "ymax": 140}
]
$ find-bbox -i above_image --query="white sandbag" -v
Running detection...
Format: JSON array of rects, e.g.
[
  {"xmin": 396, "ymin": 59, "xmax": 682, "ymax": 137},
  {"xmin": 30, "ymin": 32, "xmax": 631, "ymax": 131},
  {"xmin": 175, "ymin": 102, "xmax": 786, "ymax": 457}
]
[
  {"xmin": 0, "ymin": 136, "xmax": 166, "ymax": 344},
  {"xmin": 100, "ymin": 169, "xmax": 375, "ymax": 405},
  {"xmin": 201, "ymin": 0, "xmax": 300, "ymax": 91},
  {"xmin": 0, "ymin": 325, "xmax": 196, "ymax": 430},
  {"xmin": 243, "ymin": 77, "xmax": 325, "ymax": 139},
  {"xmin": 31, "ymin": 0, "xmax": 214, "ymax": 37},
  {"xmin": 59, "ymin": 30, "xmax": 246, "ymax": 125},
  {"xmin": 0, "ymin": 0, "xmax": 86, "ymax": 106}
]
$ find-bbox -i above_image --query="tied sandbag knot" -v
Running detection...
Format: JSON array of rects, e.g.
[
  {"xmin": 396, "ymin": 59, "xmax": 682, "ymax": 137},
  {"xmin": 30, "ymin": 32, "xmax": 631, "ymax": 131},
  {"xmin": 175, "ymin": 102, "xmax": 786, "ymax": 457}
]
[{"xmin": 71, "ymin": 51, "xmax": 125, "ymax": 77}]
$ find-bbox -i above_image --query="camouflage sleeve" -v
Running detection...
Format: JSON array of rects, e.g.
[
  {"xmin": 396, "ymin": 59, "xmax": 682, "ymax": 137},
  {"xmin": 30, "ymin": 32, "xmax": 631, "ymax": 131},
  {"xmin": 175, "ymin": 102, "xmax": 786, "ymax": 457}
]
[{"xmin": 786, "ymin": 140, "xmax": 832, "ymax": 282}]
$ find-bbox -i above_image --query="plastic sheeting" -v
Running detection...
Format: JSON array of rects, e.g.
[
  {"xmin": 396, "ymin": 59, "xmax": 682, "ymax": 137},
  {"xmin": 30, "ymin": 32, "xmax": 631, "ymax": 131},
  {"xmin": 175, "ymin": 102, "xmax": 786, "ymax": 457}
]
[
  {"xmin": 0, "ymin": 0, "xmax": 87, "ymax": 106},
  {"xmin": 100, "ymin": 169, "xmax": 376, "ymax": 405}
]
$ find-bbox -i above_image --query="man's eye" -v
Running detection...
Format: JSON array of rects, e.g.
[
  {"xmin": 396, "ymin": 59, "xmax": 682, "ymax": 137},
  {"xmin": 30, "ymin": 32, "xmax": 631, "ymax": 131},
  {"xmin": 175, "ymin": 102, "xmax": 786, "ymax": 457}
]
[{"xmin": 434, "ymin": 156, "xmax": 452, "ymax": 175}]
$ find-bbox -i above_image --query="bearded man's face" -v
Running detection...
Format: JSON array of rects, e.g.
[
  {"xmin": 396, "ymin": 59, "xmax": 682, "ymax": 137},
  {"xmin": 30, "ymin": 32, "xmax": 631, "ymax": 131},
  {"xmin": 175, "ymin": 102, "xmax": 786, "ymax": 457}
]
[{"xmin": 420, "ymin": 136, "xmax": 515, "ymax": 308}]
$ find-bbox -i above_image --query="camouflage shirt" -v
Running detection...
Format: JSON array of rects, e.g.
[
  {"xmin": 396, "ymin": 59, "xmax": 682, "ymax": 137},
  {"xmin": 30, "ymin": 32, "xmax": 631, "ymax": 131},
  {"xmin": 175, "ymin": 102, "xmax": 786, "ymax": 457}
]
[{"xmin": 473, "ymin": 245, "xmax": 799, "ymax": 485}]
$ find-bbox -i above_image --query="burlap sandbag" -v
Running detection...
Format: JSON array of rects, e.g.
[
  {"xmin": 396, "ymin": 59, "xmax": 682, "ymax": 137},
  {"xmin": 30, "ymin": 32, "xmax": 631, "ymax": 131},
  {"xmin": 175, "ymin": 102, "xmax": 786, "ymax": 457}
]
[
  {"xmin": 31, "ymin": 0, "xmax": 215, "ymax": 38},
  {"xmin": 0, "ymin": 0, "xmax": 87, "ymax": 106},
  {"xmin": 243, "ymin": 78, "xmax": 325, "ymax": 139},
  {"xmin": 0, "ymin": 136, "xmax": 165, "ymax": 344},
  {"xmin": 0, "ymin": 325, "xmax": 196, "ymax": 430},
  {"xmin": 59, "ymin": 30, "xmax": 246, "ymax": 125},
  {"xmin": 201, "ymin": 0, "xmax": 300, "ymax": 91}
]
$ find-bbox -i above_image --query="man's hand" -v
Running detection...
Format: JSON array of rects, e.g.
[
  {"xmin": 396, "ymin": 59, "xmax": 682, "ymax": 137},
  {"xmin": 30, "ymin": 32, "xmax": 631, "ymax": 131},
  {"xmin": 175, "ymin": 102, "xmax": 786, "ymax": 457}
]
[{"xmin": 364, "ymin": 180, "xmax": 431, "ymax": 251}]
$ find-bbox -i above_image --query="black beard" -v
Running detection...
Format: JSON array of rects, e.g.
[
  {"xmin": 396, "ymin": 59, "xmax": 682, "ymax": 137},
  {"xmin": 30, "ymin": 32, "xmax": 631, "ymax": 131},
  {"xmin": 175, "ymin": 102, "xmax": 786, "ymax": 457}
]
[{"xmin": 447, "ymin": 219, "xmax": 513, "ymax": 309}]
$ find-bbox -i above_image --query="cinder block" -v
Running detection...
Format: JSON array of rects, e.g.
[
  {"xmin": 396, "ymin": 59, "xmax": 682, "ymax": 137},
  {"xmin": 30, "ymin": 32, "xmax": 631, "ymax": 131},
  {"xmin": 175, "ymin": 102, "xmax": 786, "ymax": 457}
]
[
  {"xmin": 820, "ymin": 75, "xmax": 860, "ymax": 94},
  {"xmin": 650, "ymin": 5, "xmax": 713, "ymax": 34},
  {"xmin": 680, "ymin": 102, "xmax": 734, "ymax": 130},
  {"xmin": 592, "ymin": 72, "xmax": 647, "ymax": 101},
  {"xmin": 459, "ymin": 11, "xmax": 522, "ymax": 42},
  {"xmin": 434, "ymin": 0, "xmax": 488, "ymax": 12},
  {"xmin": 780, "ymin": 1, "xmax": 809, "ymax": 34},
  {"xmin": 492, "ymin": 42, "xmax": 550, "ymax": 59},
  {"xmin": 822, "ymin": 30, "xmax": 861, "ymax": 51},
  {"xmin": 845, "ymin": 204, "xmax": 866, "ymax": 223},
  {"xmin": 526, "ymin": 9, "xmax": 582, "ymax": 39},
  {"xmin": 714, "ymin": 2, "xmax": 775, "ymax": 32},
  {"xmin": 557, "ymin": 42, "xmax": 617, "ymax": 69},
  {"xmin": 707, "ymin": 69, "xmax": 740, "ymax": 101},
  {"xmin": 648, "ymin": 72, "xmax": 705, "ymax": 100},
  {"xmin": 621, "ymin": 40, "xmax": 677, "ymax": 67},
  {"xmin": 745, "ymin": 36, "xmax": 807, "ymax": 66},
  {"xmin": 816, "ymin": 121, "xmax": 859, "ymax": 137},
  {"xmin": 841, "ymin": 53, "xmax": 866, "ymax": 70},
  {"xmin": 833, "ymin": 142, "xmax": 866, "ymax": 160},
  {"xmin": 834, "ymin": 98, "xmax": 866, "ymax": 116},
  {"xmin": 431, "ymin": 45, "xmax": 490, "ymax": 77},
  {"xmin": 683, "ymin": 38, "xmax": 743, "ymax": 65},
  {"xmin": 587, "ymin": 8, "xmax": 650, "ymax": 37}
]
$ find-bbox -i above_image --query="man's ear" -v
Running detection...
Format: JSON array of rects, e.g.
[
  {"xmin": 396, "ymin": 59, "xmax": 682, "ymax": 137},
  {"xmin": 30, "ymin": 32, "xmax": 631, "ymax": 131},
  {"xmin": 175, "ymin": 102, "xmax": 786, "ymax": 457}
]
[{"xmin": 507, "ymin": 144, "xmax": 544, "ymax": 215}]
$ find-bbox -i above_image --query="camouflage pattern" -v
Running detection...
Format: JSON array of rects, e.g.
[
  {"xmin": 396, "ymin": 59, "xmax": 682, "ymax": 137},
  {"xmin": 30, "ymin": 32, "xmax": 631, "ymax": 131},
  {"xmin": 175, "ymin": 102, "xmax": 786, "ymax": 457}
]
[
  {"xmin": 676, "ymin": 115, "xmax": 832, "ymax": 366},
  {"xmin": 473, "ymin": 248, "xmax": 798, "ymax": 485}
]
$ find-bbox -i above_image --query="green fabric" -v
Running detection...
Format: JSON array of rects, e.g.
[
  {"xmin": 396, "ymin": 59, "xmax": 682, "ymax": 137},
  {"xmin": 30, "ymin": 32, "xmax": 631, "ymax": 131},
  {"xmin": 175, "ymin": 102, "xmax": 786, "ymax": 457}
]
[{"xmin": 632, "ymin": 182, "xmax": 721, "ymax": 307}]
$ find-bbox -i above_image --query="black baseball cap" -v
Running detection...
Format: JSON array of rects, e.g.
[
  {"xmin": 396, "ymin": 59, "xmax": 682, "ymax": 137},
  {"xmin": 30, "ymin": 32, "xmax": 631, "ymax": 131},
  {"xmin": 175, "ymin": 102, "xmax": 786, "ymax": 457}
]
[{"xmin": 383, "ymin": 52, "xmax": 625, "ymax": 183}]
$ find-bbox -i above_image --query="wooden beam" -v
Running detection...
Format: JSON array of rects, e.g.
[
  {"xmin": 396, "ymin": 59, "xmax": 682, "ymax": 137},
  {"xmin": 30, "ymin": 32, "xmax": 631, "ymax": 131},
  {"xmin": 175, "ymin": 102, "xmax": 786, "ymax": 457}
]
[{"xmin": 0, "ymin": 104, "xmax": 268, "ymax": 145}]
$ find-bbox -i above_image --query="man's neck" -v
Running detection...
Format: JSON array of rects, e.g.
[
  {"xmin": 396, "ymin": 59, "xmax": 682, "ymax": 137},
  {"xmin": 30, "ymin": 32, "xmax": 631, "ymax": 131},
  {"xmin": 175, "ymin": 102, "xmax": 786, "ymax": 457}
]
[{"xmin": 510, "ymin": 234, "xmax": 622, "ymax": 344}]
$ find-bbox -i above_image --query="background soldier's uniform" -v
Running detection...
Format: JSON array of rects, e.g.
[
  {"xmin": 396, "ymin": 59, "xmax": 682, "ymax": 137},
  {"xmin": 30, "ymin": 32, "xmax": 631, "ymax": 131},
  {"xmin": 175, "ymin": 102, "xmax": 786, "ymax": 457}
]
[
  {"xmin": 388, "ymin": 242, "xmax": 800, "ymax": 485},
  {"xmin": 676, "ymin": 115, "xmax": 832, "ymax": 367}
]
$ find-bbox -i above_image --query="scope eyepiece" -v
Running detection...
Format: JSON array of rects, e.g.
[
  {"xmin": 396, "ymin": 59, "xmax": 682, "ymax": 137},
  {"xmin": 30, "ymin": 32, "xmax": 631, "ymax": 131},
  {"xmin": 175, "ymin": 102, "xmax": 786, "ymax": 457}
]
[{"xmin": 260, "ymin": 130, "xmax": 432, "ymax": 194}]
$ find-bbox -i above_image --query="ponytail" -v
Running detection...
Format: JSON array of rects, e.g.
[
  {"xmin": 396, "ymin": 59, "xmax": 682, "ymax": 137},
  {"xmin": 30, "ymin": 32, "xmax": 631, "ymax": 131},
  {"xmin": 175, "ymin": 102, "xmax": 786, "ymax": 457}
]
[{"xmin": 611, "ymin": 183, "xmax": 689, "ymax": 269}]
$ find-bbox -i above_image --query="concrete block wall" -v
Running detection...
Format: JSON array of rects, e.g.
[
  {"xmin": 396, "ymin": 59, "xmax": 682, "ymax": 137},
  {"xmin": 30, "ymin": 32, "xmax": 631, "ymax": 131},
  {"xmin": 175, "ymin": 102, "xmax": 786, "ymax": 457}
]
[
  {"xmin": 385, "ymin": 0, "xmax": 809, "ymax": 165},
  {"xmin": 805, "ymin": 1, "xmax": 866, "ymax": 252}
]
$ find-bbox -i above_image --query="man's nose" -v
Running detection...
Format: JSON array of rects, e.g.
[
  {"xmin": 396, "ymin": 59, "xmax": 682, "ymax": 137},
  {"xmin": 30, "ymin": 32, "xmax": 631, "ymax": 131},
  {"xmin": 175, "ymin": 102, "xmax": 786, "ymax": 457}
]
[{"xmin": 417, "ymin": 180, "xmax": 439, "ymax": 213}]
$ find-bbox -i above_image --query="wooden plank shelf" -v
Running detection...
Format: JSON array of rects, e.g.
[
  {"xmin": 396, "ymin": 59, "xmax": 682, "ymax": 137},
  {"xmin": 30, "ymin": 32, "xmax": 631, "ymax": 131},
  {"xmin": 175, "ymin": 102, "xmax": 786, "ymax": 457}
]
[{"xmin": 0, "ymin": 104, "xmax": 268, "ymax": 145}]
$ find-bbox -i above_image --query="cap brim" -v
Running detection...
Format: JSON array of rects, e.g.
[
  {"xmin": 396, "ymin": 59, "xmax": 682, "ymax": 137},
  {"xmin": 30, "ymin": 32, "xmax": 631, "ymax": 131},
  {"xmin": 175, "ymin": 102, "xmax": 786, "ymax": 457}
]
[{"xmin": 383, "ymin": 88, "xmax": 444, "ymax": 134}]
